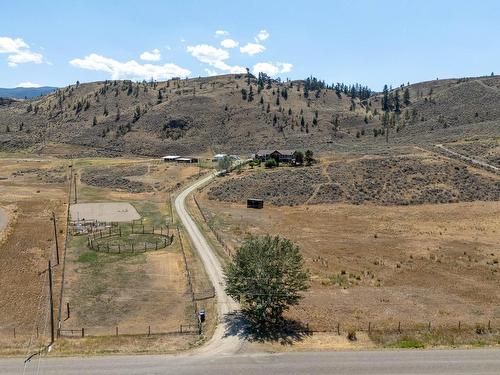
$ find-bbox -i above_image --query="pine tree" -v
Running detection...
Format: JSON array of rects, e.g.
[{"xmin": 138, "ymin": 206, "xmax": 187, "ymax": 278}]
[
  {"xmin": 382, "ymin": 84, "xmax": 390, "ymax": 112},
  {"xmin": 403, "ymin": 88, "xmax": 410, "ymax": 105},
  {"xmin": 394, "ymin": 89, "xmax": 401, "ymax": 113},
  {"xmin": 248, "ymin": 85, "xmax": 254, "ymax": 102}
]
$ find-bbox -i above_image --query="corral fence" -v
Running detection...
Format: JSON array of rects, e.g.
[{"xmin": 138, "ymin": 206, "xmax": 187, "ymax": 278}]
[{"xmin": 73, "ymin": 222, "xmax": 175, "ymax": 253}]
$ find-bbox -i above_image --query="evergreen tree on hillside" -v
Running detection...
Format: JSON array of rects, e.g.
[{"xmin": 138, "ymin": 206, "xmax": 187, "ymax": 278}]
[
  {"xmin": 394, "ymin": 89, "xmax": 401, "ymax": 113},
  {"xmin": 248, "ymin": 85, "xmax": 254, "ymax": 102},
  {"xmin": 382, "ymin": 84, "xmax": 390, "ymax": 112},
  {"xmin": 403, "ymin": 88, "xmax": 410, "ymax": 105}
]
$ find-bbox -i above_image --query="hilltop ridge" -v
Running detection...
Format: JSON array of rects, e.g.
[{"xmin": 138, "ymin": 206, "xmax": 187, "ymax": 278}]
[{"xmin": 0, "ymin": 73, "xmax": 498, "ymax": 157}]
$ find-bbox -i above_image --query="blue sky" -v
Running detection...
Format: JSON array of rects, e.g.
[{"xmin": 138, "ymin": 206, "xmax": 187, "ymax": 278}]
[{"xmin": 1, "ymin": 0, "xmax": 499, "ymax": 91}]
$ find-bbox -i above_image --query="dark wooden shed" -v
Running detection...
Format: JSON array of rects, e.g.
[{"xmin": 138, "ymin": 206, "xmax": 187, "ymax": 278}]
[{"xmin": 247, "ymin": 198, "xmax": 264, "ymax": 209}]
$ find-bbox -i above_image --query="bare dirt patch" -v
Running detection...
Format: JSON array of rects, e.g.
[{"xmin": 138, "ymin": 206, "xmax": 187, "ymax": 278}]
[{"xmin": 70, "ymin": 202, "xmax": 140, "ymax": 222}]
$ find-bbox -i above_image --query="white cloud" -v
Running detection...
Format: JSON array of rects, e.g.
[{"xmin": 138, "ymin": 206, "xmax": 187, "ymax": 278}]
[
  {"xmin": 70, "ymin": 53, "xmax": 190, "ymax": 80},
  {"xmin": 187, "ymin": 44, "xmax": 246, "ymax": 74},
  {"xmin": 0, "ymin": 37, "xmax": 29, "ymax": 53},
  {"xmin": 140, "ymin": 48, "xmax": 161, "ymax": 61},
  {"xmin": 8, "ymin": 50, "xmax": 43, "ymax": 67},
  {"xmin": 17, "ymin": 81, "xmax": 42, "ymax": 88},
  {"xmin": 187, "ymin": 44, "xmax": 229, "ymax": 65},
  {"xmin": 252, "ymin": 62, "xmax": 293, "ymax": 76},
  {"xmin": 215, "ymin": 30, "xmax": 229, "ymax": 37},
  {"xmin": 255, "ymin": 30, "xmax": 269, "ymax": 41},
  {"xmin": 240, "ymin": 43, "xmax": 265, "ymax": 56},
  {"xmin": 220, "ymin": 39, "xmax": 239, "ymax": 49},
  {"xmin": 0, "ymin": 36, "xmax": 45, "ymax": 67}
]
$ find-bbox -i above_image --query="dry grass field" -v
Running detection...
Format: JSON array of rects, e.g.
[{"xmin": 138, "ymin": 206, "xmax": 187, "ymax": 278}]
[
  {"xmin": 199, "ymin": 151, "xmax": 500, "ymax": 341},
  {"xmin": 0, "ymin": 157, "xmax": 69, "ymax": 348},
  {"xmin": 0, "ymin": 156, "xmax": 214, "ymax": 355}
]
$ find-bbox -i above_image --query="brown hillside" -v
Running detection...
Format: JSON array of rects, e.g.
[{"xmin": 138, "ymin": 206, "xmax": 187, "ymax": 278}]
[{"xmin": 0, "ymin": 74, "xmax": 499, "ymax": 157}]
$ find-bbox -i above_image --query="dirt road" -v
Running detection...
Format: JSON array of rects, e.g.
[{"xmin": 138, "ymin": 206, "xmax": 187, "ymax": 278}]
[
  {"xmin": 0, "ymin": 208, "xmax": 7, "ymax": 233},
  {"xmin": 174, "ymin": 172, "xmax": 244, "ymax": 356},
  {"xmin": 436, "ymin": 144, "xmax": 499, "ymax": 173}
]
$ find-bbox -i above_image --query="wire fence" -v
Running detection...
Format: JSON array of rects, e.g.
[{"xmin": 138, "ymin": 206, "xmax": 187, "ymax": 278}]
[
  {"xmin": 3, "ymin": 318, "xmax": 498, "ymax": 342},
  {"xmin": 305, "ymin": 319, "xmax": 500, "ymax": 335},
  {"xmin": 192, "ymin": 194, "xmax": 233, "ymax": 258}
]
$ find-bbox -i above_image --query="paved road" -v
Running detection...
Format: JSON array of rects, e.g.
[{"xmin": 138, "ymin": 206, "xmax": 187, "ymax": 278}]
[
  {"xmin": 5, "ymin": 349, "xmax": 500, "ymax": 374},
  {"xmin": 174, "ymin": 171, "xmax": 244, "ymax": 356}
]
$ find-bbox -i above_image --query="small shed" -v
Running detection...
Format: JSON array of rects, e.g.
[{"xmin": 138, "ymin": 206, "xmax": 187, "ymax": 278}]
[
  {"xmin": 175, "ymin": 156, "xmax": 199, "ymax": 163},
  {"xmin": 247, "ymin": 198, "xmax": 264, "ymax": 209}
]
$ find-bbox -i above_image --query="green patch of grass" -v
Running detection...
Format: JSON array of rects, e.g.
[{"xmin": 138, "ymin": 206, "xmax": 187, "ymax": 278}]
[
  {"xmin": 390, "ymin": 339, "xmax": 425, "ymax": 349},
  {"xmin": 78, "ymin": 251, "xmax": 98, "ymax": 263},
  {"xmin": 470, "ymin": 340, "xmax": 487, "ymax": 347},
  {"xmin": 132, "ymin": 201, "xmax": 165, "ymax": 226}
]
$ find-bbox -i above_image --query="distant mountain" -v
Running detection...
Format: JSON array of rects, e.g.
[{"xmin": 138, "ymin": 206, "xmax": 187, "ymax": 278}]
[{"xmin": 0, "ymin": 86, "xmax": 58, "ymax": 99}]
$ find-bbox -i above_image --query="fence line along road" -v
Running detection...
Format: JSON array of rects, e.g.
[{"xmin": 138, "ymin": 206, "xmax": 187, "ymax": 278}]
[{"xmin": 174, "ymin": 170, "xmax": 244, "ymax": 356}]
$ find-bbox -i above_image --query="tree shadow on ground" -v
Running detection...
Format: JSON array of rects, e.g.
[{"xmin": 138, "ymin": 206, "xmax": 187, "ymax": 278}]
[{"xmin": 222, "ymin": 311, "xmax": 311, "ymax": 345}]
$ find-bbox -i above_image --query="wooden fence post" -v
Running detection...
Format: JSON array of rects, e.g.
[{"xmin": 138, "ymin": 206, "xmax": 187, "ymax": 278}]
[
  {"xmin": 13, "ymin": 327, "xmax": 15, "ymax": 338},
  {"xmin": 368, "ymin": 322, "xmax": 371, "ymax": 333},
  {"xmin": 116, "ymin": 326, "xmax": 118, "ymax": 336},
  {"xmin": 398, "ymin": 321, "xmax": 401, "ymax": 333},
  {"xmin": 458, "ymin": 321, "xmax": 461, "ymax": 331},
  {"xmin": 337, "ymin": 323, "xmax": 340, "ymax": 335},
  {"xmin": 81, "ymin": 328, "xmax": 85, "ymax": 338},
  {"xmin": 148, "ymin": 325, "xmax": 151, "ymax": 336}
]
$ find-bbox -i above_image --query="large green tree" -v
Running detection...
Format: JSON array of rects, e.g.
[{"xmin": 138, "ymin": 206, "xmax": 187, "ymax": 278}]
[{"xmin": 225, "ymin": 235, "xmax": 309, "ymax": 326}]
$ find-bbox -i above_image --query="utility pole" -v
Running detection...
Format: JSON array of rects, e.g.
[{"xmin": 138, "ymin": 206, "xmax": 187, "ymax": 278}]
[
  {"xmin": 48, "ymin": 260, "xmax": 55, "ymax": 344},
  {"xmin": 52, "ymin": 212, "xmax": 60, "ymax": 265},
  {"xmin": 73, "ymin": 173, "xmax": 77, "ymax": 204}
]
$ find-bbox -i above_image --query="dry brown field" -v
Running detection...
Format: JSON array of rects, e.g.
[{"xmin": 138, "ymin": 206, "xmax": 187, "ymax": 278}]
[
  {"xmin": 199, "ymin": 152, "xmax": 500, "ymax": 336},
  {"xmin": 0, "ymin": 157, "xmax": 214, "ymax": 355}
]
